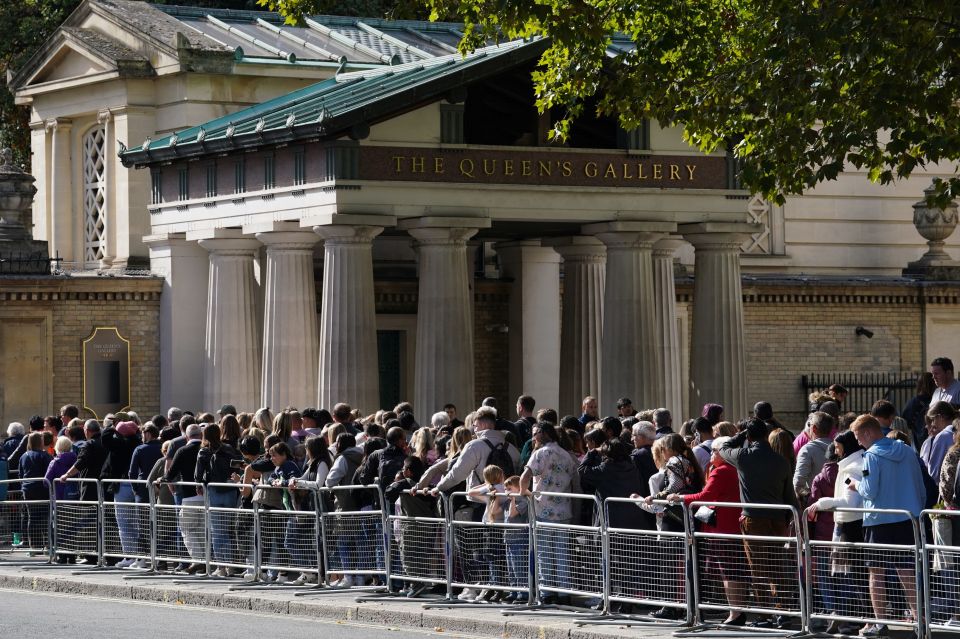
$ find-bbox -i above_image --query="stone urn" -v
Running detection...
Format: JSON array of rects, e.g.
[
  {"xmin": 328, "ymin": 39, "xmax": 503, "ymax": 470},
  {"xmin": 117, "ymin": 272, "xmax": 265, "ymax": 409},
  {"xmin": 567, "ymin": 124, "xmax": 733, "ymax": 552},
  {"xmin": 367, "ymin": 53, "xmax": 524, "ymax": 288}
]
[
  {"xmin": 0, "ymin": 148, "xmax": 38, "ymax": 242},
  {"xmin": 904, "ymin": 182, "xmax": 960, "ymax": 279}
]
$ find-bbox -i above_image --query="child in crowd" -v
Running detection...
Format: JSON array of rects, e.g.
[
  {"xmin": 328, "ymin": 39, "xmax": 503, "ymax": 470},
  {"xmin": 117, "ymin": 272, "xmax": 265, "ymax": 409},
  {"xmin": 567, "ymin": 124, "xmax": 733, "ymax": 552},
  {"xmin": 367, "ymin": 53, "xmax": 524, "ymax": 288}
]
[
  {"xmin": 503, "ymin": 475, "xmax": 529, "ymax": 603},
  {"xmin": 256, "ymin": 442, "xmax": 299, "ymax": 582},
  {"xmin": 466, "ymin": 465, "xmax": 508, "ymax": 602},
  {"xmin": 385, "ymin": 456, "xmax": 440, "ymax": 597}
]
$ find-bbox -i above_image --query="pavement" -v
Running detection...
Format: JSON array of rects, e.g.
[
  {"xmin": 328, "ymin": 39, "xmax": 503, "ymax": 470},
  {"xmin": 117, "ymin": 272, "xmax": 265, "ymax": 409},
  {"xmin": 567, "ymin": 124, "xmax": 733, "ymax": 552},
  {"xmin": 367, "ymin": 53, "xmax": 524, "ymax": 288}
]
[
  {"xmin": 0, "ymin": 587, "xmax": 476, "ymax": 639},
  {"xmin": 0, "ymin": 556, "xmax": 687, "ymax": 639}
]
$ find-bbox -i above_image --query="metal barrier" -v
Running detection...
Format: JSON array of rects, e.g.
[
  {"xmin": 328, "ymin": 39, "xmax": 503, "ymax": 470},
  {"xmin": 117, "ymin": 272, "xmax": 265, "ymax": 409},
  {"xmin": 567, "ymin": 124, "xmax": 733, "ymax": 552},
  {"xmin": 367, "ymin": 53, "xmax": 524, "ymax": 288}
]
[
  {"xmin": 101, "ymin": 479, "xmax": 153, "ymax": 566},
  {"xmin": 686, "ymin": 502, "xmax": 805, "ymax": 632},
  {"xmin": 378, "ymin": 488, "xmax": 446, "ymax": 598},
  {"xmin": 0, "ymin": 477, "xmax": 51, "ymax": 558},
  {"xmin": 204, "ymin": 482, "xmax": 255, "ymax": 576},
  {"xmin": 254, "ymin": 484, "xmax": 320, "ymax": 584},
  {"xmin": 50, "ymin": 478, "xmax": 100, "ymax": 562},
  {"xmin": 153, "ymin": 481, "xmax": 207, "ymax": 572},
  {"xmin": 598, "ymin": 497, "xmax": 691, "ymax": 622},
  {"xmin": 921, "ymin": 509, "xmax": 959, "ymax": 636},
  {"xmin": 530, "ymin": 491, "xmax": 605, "ymax": 606},
  {"xmin": 442, "ymin": 491, "xmax": 535, "ymax": 605},
  {"xmin": 319, "ymin": 484, "xmax": 388, "ymax": 589},
  {"xmin": 11, "ymin": 476, "xmax": 960, "ymax": 635},
  {"xmin": 804, "ymin": 507, "xmax": 922, "ymax": 637}
]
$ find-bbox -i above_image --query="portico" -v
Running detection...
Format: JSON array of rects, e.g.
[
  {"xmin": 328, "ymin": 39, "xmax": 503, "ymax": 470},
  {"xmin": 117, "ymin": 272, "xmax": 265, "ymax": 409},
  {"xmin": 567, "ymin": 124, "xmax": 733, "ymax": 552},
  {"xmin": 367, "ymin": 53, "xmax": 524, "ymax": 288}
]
[{"xmin": 123, "ymin": 40, "xmax": 760, "ymax": 418}]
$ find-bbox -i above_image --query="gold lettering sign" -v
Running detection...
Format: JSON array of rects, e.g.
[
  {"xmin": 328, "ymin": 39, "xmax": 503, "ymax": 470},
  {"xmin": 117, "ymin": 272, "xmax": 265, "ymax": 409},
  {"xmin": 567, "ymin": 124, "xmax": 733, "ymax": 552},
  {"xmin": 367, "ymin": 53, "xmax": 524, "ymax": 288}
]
[
  {"xmin": 82, "ymin": 327, "xmax": 131, "ymax": 420},
  {"xmin": 367, "ymin": 148, "xmax": 728, "ymax": 189}
]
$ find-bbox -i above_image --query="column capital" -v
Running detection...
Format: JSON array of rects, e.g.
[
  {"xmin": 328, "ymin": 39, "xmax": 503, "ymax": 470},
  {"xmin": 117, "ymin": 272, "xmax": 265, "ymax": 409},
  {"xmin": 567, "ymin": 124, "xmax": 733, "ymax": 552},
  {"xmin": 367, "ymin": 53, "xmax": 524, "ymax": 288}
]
[
  {"xmin": 679, "ymin": 222, "xmax": 762, "ymax": 250},
  {"xmin": 398, "ymin": 215, "xmax": 491, "ymax": 233},
  {"xmin": 313, "ymin": 224, "xmax": 383, "ymax": 244},
  {"xmin": 256, "ymin": 230, "xmax": 320, "ymax": 251},
  {"xmin": 653, "ymin": 237, "xmax": 687, "ymax": 257},
  {"xmin": 406, "ymin": 226, "xmax": 479, "ymax": 246},
  {"xmin": 585, "ymin": 221, "xmax": 675, "ymax": 250},
  {"xmin": 547, "ymin": 236, "xmax": 607, "ymax": 262},
  {"xmin": 198, "ymin": 237, "xmax": 262, "ymax": 255}
]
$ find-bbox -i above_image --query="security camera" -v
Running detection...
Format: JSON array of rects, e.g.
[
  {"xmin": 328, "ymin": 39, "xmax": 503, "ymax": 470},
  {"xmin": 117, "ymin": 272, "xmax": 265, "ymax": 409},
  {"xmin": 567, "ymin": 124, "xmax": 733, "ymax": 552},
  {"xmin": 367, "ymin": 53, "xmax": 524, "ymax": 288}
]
[{"xmin": 855, "ymin": 326, "xmax": 874, "ymax": 339}]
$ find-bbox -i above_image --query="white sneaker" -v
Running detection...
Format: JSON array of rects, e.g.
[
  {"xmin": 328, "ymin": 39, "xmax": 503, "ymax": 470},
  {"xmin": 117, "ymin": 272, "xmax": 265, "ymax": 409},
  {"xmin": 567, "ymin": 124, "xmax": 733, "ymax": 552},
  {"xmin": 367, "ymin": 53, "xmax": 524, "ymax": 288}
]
[
  {"xmin": 242, "ymin": 570, "xmax": 256, "ymax": 582},
  {"xmin": 131, "ymin": 559, "xmax": 149, "ymax": 569},
  {"xmin": 474, "ymin": 589, "xmax": 491, "ymax": 602},
  {"xmin": 333, "ymin": 575, "xmax": 354, "ymax": 588},
  {"xmin": 213, "ymin": 566, "xmax": 228, "ymax": 578},
  {"xmin": 458, "ymin": 588, "xmax": 478, "ymax": 601},
  {"xmin": 273, "ymin": 573, "xmax": 289, "ymax": 584},
  {"xmin": 115, "ymin": 558, "xmax": 135, "ymax": 568}
]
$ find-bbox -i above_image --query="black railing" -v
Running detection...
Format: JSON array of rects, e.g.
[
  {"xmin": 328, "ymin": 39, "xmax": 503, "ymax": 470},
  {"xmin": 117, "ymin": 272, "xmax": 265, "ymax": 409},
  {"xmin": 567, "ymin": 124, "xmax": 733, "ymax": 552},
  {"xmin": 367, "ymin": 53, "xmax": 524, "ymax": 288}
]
[
  {"xmin": 801, "ymin": 371, "xmax": 920, "ymax": 415},
  {"xmin": 0, "ymin": 253, "xmax": 59, "ymax": 274}
]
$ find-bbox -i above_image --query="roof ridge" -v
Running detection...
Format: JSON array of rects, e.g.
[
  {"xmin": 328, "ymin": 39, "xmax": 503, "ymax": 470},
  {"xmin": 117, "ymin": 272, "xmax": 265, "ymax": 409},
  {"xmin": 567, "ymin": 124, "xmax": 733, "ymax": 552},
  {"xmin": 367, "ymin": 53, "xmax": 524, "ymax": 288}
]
[{"xmin": 336, "ymin": 38, "xmax": 529, "ymax": 82}]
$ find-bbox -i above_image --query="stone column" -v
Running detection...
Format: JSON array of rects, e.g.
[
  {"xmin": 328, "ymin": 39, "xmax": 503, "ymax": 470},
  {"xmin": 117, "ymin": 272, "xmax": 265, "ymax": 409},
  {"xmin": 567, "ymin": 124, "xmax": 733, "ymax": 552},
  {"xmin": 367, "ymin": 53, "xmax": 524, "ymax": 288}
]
[
  {"xmin": 653, "ymin": 238, "xmax": 685, "ymax": 420},
  {"xmin": 257, "ymin": 229, "xmax": 320, "ymax": 411},
  {"xmin": 550, "ymin": 237, "xmax": 606, "ymax": 417},
  {"xmin": 680, "ymin": 222, "xmax": 759, "ymax": 421},
  {"xmin": 46, "ymin": 118, "xmax": 73, "ymax": 264},
  {"xmin": 198, "ymin": 234, "xmax": 262, "ymax": 413},
  {"xmin": 586, "ymin": 221, "xmax": 674, "ymax": 414},
  {"xmin": 496, "ymin": 241, "xmax": 562, "ymax": 411},
  {"xmin": 314, "ymin": 224, "xmax": 382, "ymax": 414},
  {"xmin": 401, "ymin": 217, "xmax": 490, "ymax": 417},
  {"xmin": 145, "ymin": 233, "xmax": 209, "ymax": 411}
]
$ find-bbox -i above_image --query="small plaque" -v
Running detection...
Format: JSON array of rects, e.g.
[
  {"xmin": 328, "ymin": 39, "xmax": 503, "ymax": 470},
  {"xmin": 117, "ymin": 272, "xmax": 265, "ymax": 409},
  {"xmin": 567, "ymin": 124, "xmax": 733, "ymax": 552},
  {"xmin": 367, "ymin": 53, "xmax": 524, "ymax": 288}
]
[{"xmin": 82, "ymin": 327, "xmax": 130, "ymax": 420}]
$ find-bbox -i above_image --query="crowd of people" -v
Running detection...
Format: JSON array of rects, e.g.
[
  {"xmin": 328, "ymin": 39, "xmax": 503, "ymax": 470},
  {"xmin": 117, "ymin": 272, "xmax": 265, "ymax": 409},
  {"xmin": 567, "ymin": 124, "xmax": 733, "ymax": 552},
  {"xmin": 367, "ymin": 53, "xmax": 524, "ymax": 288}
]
[{"xmin": 2, "ymin": 357, "xmax": 960, "ymax": 637}]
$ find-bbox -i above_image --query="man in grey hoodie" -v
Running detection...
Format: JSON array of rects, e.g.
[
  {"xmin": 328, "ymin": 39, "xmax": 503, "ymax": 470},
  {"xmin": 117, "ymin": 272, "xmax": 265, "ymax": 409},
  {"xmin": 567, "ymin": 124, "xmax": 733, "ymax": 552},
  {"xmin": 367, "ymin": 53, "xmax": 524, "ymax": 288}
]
[
  {"xmin": 434, "ymin": 405, "xmax": 520, "ymax": 601},
  {"xmin": 435, "ymin": 406, "xmax": 520, "ymax": 510}
]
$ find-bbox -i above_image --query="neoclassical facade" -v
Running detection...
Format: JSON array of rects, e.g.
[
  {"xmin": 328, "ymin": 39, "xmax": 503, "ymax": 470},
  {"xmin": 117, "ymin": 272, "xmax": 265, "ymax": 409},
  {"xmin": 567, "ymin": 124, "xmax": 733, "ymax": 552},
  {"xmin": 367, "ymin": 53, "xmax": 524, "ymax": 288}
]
[{"xmin": 13, "ymin": 1, "xmax": 960, "ymax": 427}]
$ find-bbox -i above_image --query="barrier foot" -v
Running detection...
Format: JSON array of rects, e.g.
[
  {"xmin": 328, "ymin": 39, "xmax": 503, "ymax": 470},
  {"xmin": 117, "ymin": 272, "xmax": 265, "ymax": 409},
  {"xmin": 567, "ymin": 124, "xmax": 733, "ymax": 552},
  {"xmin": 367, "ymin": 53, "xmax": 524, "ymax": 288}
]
[
  {"xmin": 294, "ymin": 585, "xmax": 386, "ymax": 597},
  {"xmin": 674, "ymin": 620, "xmax": 808, "ymax": 637},
  {"xmin": 574, "ymin": 611, "xmax": 693, "ymax": 628},
  {"xmin": 502, "ymin": 602, "xmax": 598, "ymax": 618}
]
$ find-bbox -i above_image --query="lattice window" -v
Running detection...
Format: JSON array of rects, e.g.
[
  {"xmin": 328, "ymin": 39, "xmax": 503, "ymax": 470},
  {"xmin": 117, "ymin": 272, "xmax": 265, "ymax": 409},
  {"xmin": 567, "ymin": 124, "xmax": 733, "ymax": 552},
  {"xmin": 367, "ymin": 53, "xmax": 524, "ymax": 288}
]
[
  {"xmin": 741, "ymin": 193, "xmax": 785, "ymax": 255},
  {"xmin": 83, "ymin": 125, "xmax": 107, "ymax": 266}
]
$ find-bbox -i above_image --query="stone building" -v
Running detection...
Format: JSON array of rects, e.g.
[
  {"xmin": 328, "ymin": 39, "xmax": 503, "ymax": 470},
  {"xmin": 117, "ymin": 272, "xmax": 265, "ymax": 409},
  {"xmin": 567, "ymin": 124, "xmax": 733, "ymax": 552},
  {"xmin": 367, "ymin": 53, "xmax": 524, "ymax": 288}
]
[{"xmin": 11, "ymin": 0, "xmax": 960, "ymax": 428}]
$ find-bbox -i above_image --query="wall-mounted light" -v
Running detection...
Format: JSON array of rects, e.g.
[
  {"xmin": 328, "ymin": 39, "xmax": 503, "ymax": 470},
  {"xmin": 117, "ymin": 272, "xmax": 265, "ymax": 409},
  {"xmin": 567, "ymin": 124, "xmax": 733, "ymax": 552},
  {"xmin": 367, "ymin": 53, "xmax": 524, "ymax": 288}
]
[
  {"xmin": 485, "ymin": 323, "xmax": 509, "ymax": 333},
  {"xmin": 855, "ymin": 326, "xmax": 874, "ymax": 339}
]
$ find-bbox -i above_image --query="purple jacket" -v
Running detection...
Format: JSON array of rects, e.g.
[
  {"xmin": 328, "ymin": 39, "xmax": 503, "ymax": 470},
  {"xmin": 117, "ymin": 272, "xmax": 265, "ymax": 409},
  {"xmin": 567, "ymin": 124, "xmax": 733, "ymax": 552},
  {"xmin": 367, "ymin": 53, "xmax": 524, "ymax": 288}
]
[
  {"xmin": 809, "ymin": 461, "xmax": 838, "ymax": 540},
  {"xmin": 45, "ymin": 452, "xmax": 78, "ymax": 500}
]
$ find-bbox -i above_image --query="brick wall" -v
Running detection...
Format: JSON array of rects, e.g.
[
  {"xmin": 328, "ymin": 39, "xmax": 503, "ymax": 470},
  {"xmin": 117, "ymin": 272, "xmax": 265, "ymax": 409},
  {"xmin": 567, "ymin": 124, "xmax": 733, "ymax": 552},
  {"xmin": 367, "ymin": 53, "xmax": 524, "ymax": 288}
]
[
  {"xmin": 0, "ymin": 277, "xmax": 162, "ymax": 423},
  {"xmin": 677, "ymin": 279, "xmax": 929, "ymax": 430}
]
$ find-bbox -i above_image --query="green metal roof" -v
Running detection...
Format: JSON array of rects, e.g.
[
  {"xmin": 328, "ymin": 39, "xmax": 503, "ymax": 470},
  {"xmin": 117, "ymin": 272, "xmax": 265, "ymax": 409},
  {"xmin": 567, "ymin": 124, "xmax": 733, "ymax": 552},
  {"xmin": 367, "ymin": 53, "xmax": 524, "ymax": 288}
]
[{"xmin": 119, "ymin": 38, "xmax": 546, "ymax": 167}]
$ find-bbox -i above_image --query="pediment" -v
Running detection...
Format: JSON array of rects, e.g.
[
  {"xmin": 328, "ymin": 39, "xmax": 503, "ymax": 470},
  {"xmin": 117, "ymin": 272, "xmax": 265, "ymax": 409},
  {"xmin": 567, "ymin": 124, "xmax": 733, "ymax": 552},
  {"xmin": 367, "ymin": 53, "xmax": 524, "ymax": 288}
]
[{"xmin": 29, "ymin": 42, "xmax": 113, "ymax": 86}]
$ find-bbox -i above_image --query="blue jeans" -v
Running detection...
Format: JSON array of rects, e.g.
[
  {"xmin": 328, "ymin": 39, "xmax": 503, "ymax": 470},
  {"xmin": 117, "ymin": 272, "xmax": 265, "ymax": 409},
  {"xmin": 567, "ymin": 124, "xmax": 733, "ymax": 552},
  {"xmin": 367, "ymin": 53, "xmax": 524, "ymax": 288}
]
[
  {"xmin": 285, "ymin": 515, "xmax": 316, "ymax": 570},
  {"xmin": 207, "ymin": 487, "xmax": 237, "ymax": 563},
  {"xmin": 114, "ymin": 483, "xmax": 140, "ymax": 556},
  {"xmin": 505, "ymin": 530, "xmax": 528, "ymax": 590},
  {"xmin": 535, "ymin": 518, "xmax": 571, "ymax": 592}
]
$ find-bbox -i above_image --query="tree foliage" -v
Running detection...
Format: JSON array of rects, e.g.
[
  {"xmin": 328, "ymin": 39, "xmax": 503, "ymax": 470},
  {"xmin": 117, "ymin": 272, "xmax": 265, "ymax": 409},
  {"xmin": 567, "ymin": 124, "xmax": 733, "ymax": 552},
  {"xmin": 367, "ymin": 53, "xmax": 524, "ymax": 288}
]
[{"xmin": 263, "ymin": 0, "xmax": 960, "ymax": 204}]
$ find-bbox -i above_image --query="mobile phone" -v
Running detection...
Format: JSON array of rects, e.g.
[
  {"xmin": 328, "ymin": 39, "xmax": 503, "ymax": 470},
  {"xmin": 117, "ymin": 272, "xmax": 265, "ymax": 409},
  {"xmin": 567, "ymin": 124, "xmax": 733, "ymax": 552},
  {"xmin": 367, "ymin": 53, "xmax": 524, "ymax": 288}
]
[
  {"xmin": 844, "ymin": 477, "xmax": 852, "ymax": 485},
  {"xmin": 230, "ymin": 459, "xmax": 246, "ymax": 470}
]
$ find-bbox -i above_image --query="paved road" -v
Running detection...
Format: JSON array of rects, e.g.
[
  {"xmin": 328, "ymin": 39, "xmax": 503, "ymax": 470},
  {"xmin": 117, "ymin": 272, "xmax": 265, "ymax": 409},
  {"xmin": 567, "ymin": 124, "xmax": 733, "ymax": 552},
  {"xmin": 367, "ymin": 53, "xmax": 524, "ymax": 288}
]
[{"xmin": 0, "ymin": 588, "xmax": 473, "ymax": 639}]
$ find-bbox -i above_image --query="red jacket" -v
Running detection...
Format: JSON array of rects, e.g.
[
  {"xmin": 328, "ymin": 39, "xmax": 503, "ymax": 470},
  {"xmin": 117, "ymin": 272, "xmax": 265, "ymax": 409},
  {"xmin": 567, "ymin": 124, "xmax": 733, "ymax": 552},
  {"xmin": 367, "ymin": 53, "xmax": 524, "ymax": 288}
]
[{"xmin": 682, "ymin": 461, "xmax": 742, "ymax": 534}]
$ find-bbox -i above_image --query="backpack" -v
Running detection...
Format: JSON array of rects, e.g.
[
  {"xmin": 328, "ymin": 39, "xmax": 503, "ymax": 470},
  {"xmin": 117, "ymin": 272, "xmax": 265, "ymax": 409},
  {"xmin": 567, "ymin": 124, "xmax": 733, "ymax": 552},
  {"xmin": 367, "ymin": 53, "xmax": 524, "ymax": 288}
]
[{"xmin": 481, "ymin": 439, "xmax": 515, "ymax": 478}]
